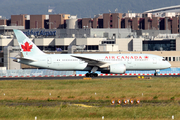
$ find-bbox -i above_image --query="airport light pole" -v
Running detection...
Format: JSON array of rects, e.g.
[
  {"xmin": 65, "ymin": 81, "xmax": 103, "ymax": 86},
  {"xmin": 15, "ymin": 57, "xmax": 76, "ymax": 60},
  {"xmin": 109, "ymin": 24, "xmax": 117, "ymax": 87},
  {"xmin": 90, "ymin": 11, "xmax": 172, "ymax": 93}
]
[
  {"xmin": 35, "ymin": 21, "xmax": 38, "ymax": 29},
  {"xmin": 158, "ymin": 19, "xmax": 161, "ymax": 35},
  {"xmin": 117, "ymin": 16, "xmax": 120, "ymax": 38},
  {"xmin": 47, "ymin": 22, "xmax": 53, "ymax": 29}
]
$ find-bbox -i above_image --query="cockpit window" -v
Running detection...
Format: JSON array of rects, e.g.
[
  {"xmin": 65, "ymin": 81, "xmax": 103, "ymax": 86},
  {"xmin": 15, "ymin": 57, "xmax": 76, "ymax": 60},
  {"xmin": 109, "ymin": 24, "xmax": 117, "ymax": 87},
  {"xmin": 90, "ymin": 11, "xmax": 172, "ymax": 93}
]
[{"xmin": 162, "ymin": 58, "xmax": 166, "ymax": 61}]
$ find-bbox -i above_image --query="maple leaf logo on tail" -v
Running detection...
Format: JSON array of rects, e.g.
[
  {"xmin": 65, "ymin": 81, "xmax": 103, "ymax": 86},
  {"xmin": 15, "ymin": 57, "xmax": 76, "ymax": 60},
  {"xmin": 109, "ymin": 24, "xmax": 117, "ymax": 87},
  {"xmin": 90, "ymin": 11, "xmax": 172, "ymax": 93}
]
[{"xmin": 21, "ymin": 42, "xmax": 33, "ymax": 52}]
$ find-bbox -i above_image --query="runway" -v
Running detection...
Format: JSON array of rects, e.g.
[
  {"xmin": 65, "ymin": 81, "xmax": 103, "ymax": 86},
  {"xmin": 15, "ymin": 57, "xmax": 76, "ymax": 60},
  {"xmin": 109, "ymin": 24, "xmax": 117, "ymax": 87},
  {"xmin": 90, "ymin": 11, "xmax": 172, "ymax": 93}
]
[{"xmin": 0, "ymin": 75, "xmax": 179, "ymax": 80}]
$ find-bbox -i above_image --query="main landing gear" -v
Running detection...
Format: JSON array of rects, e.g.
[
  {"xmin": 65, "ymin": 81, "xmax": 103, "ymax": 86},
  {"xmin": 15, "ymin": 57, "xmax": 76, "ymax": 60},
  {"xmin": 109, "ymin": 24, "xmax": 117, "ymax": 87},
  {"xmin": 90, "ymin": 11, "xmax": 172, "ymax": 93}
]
[
  {"xmin": 85, "ymin": 66, "xmax": 99, "ymax": 77},
  {"xmin": 85, "ymin": 73, "xmax": 98, "ymax": 77}
]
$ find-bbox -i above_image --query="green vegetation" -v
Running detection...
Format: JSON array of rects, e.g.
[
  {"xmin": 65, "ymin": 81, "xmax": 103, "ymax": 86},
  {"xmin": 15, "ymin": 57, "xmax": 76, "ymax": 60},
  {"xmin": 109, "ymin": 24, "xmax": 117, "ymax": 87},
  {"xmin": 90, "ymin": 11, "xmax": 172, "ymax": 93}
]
[
  {"xmin": 171, "ymin": 96, "xmax": 175, "ymax": 100},
  {"xmin": 0, "ymin": 77, "xmax": 180, "ymax": 101},
  {"xmin": 153, "ymin": 95, "xmax": 158, "ymax": 99},
  {"xmin": 0, "ymin": 77, "xmax": 180, "ymax": 119},
  {"xmin": 0, "ymin": 104, "xmax": 180, "ymax": 120}
]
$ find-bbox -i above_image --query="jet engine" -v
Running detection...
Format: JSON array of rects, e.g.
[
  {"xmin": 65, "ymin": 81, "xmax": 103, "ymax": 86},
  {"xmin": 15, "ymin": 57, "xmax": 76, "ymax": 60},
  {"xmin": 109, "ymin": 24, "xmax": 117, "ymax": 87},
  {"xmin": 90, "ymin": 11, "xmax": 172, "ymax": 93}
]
[{"xmin": 101, "ymin": 63, "xmax": 126, "ymax": 74}]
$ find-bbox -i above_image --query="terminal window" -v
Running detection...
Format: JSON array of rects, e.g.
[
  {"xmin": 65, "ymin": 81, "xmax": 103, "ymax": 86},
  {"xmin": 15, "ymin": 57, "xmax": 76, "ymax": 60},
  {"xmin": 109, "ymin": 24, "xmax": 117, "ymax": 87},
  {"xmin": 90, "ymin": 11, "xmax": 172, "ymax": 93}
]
[
  {"xmin": 102, "ymin": 41, "xmax": 115, "ymax": 44},
  {"xmin": 176, "ymin": 57, "xmax": 178, "ymax": 61},
  {"xmin": 165, "ymin": 57, "xmax": 168, "ymax": 61},
  {"xmin": 143, "ymin": 40, "xmax": 176, "ymax": 51},
  {"xmin": 86, "ymin": 45, "xmax": 98, "ymax": 50},
  {"xmin": 169, "ymin": 57, "xmax": 171, "ymax": 61},
  {"xmin": 173, "ymin": 57, "xmax": 175, "ymax": 61}
]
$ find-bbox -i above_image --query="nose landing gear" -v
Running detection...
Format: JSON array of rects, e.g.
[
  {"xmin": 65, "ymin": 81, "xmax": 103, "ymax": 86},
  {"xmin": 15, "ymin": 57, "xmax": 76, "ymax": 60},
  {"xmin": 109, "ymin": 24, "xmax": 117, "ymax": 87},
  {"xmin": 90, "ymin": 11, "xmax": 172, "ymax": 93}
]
[
  {"xmin": 154, "ymin": 72, "xmax": 157, "ymax": 76},
  {"xmin": 154, "ymin": 70, "xmax": 160, "ymax": 76}
]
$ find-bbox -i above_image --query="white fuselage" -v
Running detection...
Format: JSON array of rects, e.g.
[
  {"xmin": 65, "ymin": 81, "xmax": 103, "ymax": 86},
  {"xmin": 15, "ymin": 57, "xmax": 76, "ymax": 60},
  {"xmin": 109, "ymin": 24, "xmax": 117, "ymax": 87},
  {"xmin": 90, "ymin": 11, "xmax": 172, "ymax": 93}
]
[{"xmin": 18, "ymin": 54, "xmax": 171, "ymax": 72}]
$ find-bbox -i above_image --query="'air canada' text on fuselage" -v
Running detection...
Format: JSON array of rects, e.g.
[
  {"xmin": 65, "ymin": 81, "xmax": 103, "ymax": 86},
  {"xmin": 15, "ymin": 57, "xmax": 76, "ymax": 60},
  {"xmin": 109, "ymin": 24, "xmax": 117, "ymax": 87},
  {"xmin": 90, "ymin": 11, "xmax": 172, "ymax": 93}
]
[{"xmin": 105, "ymin": 56, "xmax": 148, "ymax": 59}]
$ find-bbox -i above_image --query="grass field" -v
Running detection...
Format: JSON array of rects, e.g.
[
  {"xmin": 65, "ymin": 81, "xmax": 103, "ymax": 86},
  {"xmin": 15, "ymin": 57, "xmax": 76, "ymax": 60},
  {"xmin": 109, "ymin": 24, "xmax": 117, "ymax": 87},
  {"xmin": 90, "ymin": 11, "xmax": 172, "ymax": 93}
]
[{"xmin": 0, "ymin": 77, "xmax": 180, "ymax": 119}]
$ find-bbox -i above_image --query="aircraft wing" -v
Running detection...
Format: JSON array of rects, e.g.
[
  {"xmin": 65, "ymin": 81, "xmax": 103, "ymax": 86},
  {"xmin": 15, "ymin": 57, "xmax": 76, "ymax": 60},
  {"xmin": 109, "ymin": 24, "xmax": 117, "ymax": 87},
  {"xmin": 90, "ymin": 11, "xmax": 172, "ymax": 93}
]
[{"xmin": 71, "ymin": 55, "xmax": 110, "ymax": 68}]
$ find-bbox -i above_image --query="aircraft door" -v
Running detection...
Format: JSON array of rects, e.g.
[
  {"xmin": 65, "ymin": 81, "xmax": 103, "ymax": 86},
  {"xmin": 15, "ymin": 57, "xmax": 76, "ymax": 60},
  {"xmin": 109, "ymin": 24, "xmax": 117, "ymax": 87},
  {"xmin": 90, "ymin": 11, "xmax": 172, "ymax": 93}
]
[
  {"xmin": 127, "ymin": 59, "xmax": 131, "ymax": 64},
  {"xmin": 153, "ymin": 57, "xmax": 157, "ymax": 64},
  {"xmin": 47, "ymin": 57, "xmax": 52, "ymax": 64},
  {"xmin": 127, "ymin": 59, "xmax": 134, "ymax": 68}
]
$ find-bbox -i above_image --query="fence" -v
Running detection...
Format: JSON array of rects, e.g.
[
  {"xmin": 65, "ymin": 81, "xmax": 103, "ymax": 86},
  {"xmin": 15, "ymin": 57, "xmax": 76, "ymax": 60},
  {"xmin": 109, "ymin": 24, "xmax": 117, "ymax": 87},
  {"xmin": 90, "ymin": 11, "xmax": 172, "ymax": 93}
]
[
  {"xmin": 0, "ymin": 69, "xmax": 74, "ymax": 77},
  {"xmin": 76, "ymin": 68, "xmax": 180, "ymax": 75},
  {"xmin": 0, "ymin": 68, "xmax": 180, "ymax": 77}
]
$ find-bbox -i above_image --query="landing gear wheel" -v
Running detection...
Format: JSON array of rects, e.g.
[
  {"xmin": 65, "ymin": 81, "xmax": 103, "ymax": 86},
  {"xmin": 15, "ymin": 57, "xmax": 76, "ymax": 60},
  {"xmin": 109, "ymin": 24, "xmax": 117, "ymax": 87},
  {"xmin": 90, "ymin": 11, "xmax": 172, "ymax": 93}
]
[
  {"xmin": 90, "ymin": 73, "xmax": 94, "ymax": 77},
  {"xmin": 93, "ymin": 73, "xmax": 98, "ymax": 77},
  {"xmin": 85, "ymin": 73, "xmax": 98, "ymax": 77},
  {"xmin": 154, "ymin": 73, "xmax": 157, "ymax": 76},
  {"xmin": 86, "ymin": 73, "xmax": 90, "ymax": 77}
]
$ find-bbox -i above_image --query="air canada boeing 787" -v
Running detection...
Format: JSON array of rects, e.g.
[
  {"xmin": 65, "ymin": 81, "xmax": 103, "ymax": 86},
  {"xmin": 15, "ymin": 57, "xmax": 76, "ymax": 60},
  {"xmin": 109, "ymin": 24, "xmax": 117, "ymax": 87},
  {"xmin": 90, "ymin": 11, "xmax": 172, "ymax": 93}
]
[{"xmin": 13, "ymin": 29, "xmax": 171, "ymax": 77}]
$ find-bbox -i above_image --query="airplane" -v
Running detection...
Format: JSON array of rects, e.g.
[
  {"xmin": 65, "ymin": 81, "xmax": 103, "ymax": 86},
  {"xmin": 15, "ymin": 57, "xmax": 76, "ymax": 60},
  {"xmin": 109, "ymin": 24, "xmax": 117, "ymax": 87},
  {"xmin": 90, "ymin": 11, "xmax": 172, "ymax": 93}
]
[{"xmin": 12, "ymin": 29, "xmax": 171, "ymax": 77}]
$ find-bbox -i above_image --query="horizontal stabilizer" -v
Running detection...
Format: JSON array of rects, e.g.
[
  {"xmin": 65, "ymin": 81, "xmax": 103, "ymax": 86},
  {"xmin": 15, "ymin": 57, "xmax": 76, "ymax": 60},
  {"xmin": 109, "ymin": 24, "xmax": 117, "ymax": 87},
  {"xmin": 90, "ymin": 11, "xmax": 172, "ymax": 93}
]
[{"xmin": 12, "ymin": 57, "xmax": 36, "ymax": 62}]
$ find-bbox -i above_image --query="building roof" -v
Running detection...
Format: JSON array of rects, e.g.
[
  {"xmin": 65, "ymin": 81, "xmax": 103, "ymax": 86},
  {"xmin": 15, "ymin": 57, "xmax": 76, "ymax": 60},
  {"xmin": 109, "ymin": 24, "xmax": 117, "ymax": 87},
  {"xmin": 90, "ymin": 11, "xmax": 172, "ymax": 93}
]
[
  {"xmin": 144, "ymin": 5, "xmax": 180, "ymax": 13},
  {"xmin": 0, "ymin": 25, "xmax": 24, "ymax": 30}
]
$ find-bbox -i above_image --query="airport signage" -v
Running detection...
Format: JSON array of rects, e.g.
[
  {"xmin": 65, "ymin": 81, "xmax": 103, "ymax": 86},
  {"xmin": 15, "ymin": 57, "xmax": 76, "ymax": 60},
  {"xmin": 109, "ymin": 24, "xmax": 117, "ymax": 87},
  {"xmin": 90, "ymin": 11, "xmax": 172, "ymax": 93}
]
[{"xmin": 23, "ymin": 30, "xmax": 56, "ymax": 37}]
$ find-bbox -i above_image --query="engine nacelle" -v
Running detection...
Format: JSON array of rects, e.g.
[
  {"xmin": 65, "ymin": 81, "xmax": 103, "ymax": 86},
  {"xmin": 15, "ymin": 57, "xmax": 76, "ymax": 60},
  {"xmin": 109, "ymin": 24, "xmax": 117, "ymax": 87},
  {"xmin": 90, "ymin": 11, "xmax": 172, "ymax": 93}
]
[{"xmin": 101, "ymin": 63, "xmax": 126, "ymax": 74}]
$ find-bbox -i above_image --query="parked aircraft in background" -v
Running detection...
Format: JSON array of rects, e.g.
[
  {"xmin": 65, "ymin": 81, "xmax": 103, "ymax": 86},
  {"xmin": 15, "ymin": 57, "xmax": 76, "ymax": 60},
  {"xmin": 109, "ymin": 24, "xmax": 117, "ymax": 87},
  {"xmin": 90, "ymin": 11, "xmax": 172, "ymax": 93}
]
[{"xmin": 12, "ymin": 29, "xmax": 171, "ymax": 77}]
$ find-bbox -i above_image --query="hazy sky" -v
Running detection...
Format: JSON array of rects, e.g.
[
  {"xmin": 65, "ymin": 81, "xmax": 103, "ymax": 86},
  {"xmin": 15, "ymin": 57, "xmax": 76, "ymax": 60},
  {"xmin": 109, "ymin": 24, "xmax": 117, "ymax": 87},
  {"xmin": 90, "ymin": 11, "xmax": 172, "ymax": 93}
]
[{"xmin": 0, "ymin": 0, "xmax": 179, "ymax": 19}]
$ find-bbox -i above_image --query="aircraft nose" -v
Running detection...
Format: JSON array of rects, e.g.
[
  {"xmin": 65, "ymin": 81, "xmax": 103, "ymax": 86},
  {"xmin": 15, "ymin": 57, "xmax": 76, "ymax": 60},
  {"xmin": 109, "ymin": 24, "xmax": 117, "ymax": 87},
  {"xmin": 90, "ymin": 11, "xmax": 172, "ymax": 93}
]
[{"xmin": 167, "ymin": 61, "xmax": 171, "ymax": 68}]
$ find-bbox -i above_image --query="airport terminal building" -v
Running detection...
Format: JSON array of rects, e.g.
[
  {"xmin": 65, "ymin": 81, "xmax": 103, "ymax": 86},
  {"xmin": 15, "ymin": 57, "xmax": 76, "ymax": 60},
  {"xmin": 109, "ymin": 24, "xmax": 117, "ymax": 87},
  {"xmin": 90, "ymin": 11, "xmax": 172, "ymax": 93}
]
[
  {"xmin": 0, "ymin": 26, "xmax": 179, "ymax": 70},
  {"xmin": 0, "ymin": 5, "xmax": 180, "ymax": 70}
]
